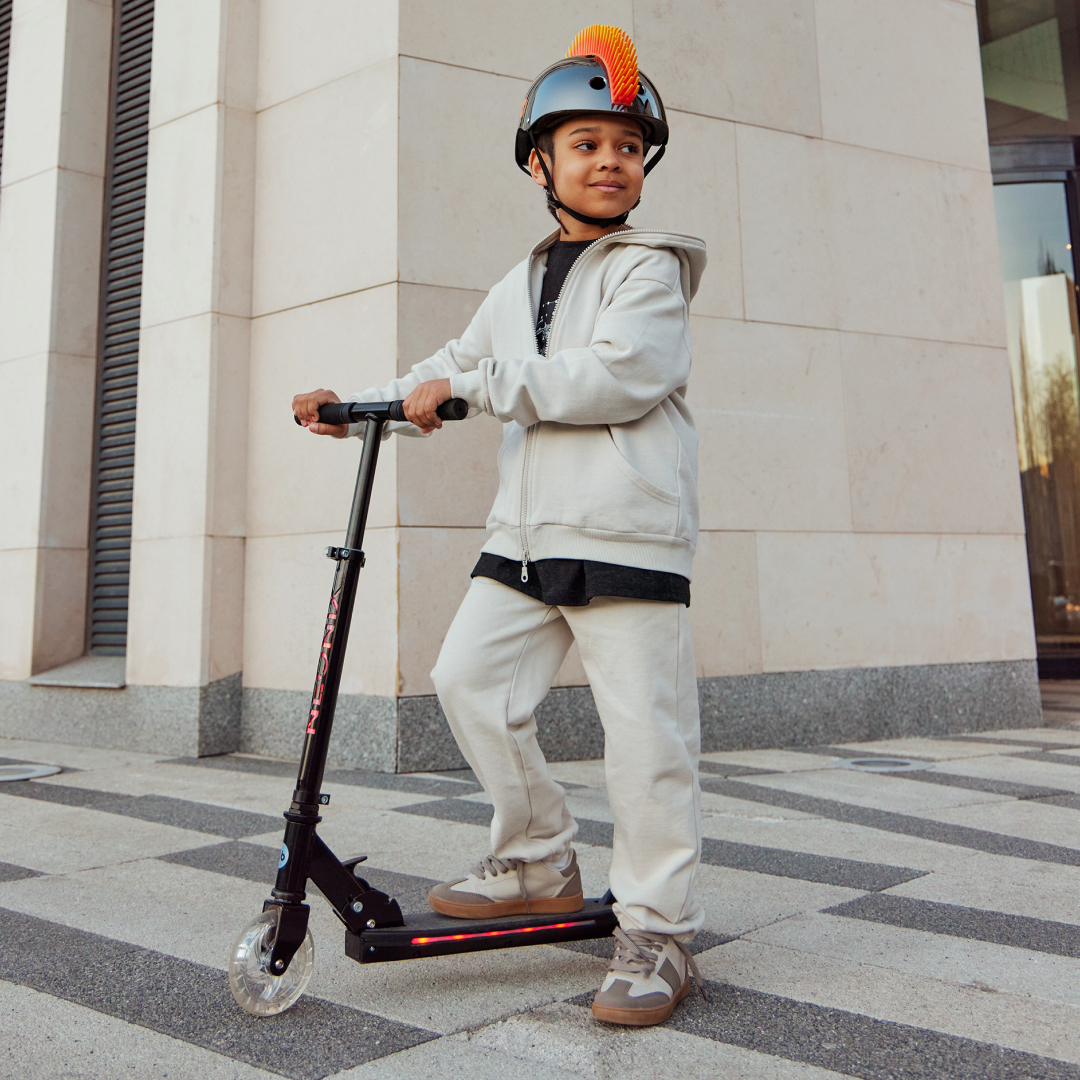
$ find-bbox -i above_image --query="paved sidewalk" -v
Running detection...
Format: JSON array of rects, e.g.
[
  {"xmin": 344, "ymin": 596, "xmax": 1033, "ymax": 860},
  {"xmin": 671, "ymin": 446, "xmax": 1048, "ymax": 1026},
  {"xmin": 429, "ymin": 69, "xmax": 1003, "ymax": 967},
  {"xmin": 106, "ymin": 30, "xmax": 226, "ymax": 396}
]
[{"xmin": 2, "ymin": 700, "xmax": 1080, "ymax": 1079}]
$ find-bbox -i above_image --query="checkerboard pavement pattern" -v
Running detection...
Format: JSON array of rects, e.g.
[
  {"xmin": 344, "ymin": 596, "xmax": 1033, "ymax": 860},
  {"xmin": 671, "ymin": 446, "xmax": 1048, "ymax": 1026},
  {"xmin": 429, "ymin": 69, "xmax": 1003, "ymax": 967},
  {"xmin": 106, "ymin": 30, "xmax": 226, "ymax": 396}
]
[{"xmin": 3, "ymin": 695, "xmax": 1080, "ymax": 1079}]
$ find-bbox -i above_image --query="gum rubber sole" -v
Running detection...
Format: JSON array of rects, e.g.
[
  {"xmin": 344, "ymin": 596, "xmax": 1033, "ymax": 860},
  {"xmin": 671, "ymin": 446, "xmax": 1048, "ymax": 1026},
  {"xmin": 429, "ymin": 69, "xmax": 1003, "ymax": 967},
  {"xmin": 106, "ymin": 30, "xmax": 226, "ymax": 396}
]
[
  {"xmin": 427, "ymin": 890, "xmax": 585, "ymax": 919},
  {"xmin": 591, "ymin": 976, "xmax": 690, "ymax": 1027}
]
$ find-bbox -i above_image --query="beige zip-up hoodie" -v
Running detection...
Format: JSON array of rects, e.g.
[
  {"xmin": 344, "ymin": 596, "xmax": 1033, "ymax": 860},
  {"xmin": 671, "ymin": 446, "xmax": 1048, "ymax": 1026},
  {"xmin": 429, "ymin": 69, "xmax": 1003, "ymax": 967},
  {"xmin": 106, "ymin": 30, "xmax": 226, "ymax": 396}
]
[{"xmin": 348, "ymin": 228, "xmax": 708, "ymax": 580}]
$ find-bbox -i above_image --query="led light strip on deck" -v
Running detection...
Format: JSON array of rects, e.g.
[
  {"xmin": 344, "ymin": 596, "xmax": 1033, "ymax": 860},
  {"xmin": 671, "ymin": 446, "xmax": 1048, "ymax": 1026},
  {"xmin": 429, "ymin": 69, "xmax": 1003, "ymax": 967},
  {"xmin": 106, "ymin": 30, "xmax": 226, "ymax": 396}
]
[{"xmin": 412, "ymin": 920, "xmax": 597, "ymax": 945}]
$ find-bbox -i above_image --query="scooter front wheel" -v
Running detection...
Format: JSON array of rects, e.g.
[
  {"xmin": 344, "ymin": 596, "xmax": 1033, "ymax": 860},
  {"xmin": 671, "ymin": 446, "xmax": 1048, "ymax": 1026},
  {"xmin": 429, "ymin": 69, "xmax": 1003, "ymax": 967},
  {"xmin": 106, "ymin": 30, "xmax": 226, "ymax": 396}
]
[{"xmin": 229, "ymin": 910, "xmax": 314, "ymax": 1016}]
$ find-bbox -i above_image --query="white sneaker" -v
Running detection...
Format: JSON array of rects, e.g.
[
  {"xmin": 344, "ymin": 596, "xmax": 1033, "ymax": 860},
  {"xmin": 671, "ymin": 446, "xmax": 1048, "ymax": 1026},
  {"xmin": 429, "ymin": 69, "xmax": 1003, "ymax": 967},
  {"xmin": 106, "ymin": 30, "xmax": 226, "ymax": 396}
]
[
  {"xmin": 591, "ymin": 927, "xmax": 704, "ymax": 1026},
  {"xmin": 427, "ymin": 851, "xmax": 584, "ymax": 918}
]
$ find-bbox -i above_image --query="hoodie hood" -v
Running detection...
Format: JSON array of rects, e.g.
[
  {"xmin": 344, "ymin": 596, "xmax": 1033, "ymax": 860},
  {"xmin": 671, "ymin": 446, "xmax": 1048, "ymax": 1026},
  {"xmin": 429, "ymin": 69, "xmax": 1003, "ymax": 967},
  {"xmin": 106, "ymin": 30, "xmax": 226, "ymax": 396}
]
[{"xmin": 531, "ymin": 227, "xmax": 707, "ymax": 303}]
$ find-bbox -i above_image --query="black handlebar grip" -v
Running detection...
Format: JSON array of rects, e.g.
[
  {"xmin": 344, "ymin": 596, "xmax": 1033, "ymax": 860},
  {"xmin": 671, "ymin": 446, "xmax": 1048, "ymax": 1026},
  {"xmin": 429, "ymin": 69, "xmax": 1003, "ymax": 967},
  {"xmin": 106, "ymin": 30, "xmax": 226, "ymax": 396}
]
[
  {"xmin": 315, "ymin": 401, "xmax": 355, "ymax": 426},
  {"xmin": 383, "ymin": 398, "xmax": 469, "ymax": 422},
  {"xmin": 436, "ymin": 397, "xmax": 469, "ymax": 421}
]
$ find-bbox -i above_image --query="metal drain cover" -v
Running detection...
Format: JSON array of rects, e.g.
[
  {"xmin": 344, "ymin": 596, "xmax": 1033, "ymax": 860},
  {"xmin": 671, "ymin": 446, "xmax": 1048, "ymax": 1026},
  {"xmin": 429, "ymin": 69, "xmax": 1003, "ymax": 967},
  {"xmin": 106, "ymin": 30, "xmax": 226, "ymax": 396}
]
[
  {"xmin": 836, "ymin": 757, "xmax": 930, "ymax": 773},
  {"xmin": 0, "ymin": 764, "xmax": 62, "ymax": 782}
]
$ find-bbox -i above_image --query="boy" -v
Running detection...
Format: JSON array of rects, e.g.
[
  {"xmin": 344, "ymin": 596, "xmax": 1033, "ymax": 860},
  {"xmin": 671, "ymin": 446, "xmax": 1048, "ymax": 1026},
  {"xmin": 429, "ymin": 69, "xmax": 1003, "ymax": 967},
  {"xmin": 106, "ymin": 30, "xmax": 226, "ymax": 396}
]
[{"xmin": 293, "ymin": 25, "xmax": 707, "ymax": 1027}]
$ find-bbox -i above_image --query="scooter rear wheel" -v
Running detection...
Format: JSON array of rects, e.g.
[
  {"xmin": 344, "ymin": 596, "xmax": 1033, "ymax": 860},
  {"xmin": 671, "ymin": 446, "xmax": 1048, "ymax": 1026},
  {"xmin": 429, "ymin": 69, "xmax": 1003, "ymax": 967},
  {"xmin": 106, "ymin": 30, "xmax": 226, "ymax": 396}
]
[{"xmin": 229, "ymin": 910, "xmax": 314, "ymax": 1016}]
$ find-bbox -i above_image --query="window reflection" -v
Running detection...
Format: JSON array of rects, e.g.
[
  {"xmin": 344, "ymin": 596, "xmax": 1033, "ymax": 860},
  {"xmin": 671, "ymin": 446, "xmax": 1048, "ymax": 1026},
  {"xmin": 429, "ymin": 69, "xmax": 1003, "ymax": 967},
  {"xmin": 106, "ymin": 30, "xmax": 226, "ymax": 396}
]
[
  {"xmin": 994, "ymin": 182, "xmax": 1080, "ymax": 644},
  {"xmin": 980, "ymin": 0, "xmax": 1080, "ymax": 139}
]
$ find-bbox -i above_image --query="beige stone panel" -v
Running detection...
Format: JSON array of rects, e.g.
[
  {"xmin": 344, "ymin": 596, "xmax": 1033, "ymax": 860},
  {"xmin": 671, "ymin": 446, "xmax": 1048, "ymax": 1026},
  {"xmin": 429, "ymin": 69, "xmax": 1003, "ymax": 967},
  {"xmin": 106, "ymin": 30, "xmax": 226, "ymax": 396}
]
[
  {"xmin": 635, "ymin": 0, "xmax": 822, "ymax": 136},
  {"xmin": 737, "ymin": 124, "xmax": 839, "ymax": 330},
  {"xmin": 38, "ymin": 351, "xmax": 96, "ymax": 547},
  {"xmin": 141, "ymin": 106, "xmax": 224, "ymax": 327},
  {"xmin": 3, "ymin": 0, "xmax": 66, "ymax": 186},
  {"xmin": 397, "ymin": 416, "xmax": 504, "ymax": 528},
  {"xmin": 817, "ymin": 0, "xmax": 988, "ymax": 171},
  {"xmin": 131, "ymin": 315, "xmax": 213, "ymax": 542},
  {"xmin": 825, "ymin": 140, "xmax": 1006, "ymax": 346},
  {"xmin": 218, "ymin": 104, "xmax": 257, "ymax": 318},
  {"xmin": 51, "ymin": 166, "xmax": 106, "ymax": 358},
  {"xmin": 394, "ymin": 281, "xmax": 503, "ymax": 528},
  {"xmin": 757, "ymin": 531, "xmax": 1037, "ymax": 672},
  {"xmin": 398, "ymin": 57, "xmax": 547, "ymax": 293},
  {"xmin": 398, "ymin": 0, "xmax": 632, "ymax": 79},
  {"xmin": 31, "ymin": 545, "xmax": 88, "ymax": 673},
  {"xmin": 56, "ymin": 0, "xmax": 112, "ymax": 176},
  {"xmin": 207, "ymin": 314, "xmax": 251, "ymax": 538},
  {"xmin": 252, "ymin": 57, "xmax": 397, "ymax": 317},
  {"xmin": 0, "ymin": 548, "xmax": 37, "ymax": 680},
  {"xmin": 256, "ymin": 0, "xmax": 397, "ymax": 111},
  {"xmin": 246, "ymin": 285, "xmax": 398, "ymax": 539},
  {"xmin": 396, "ymin": 282, "xmax": 487, "ymax": 378},
  {"xmin": 398, "ymin": 527, "xmax": 487, "ymax": 696},
  {"xmin": 4, "ymin": 0, "xmax": 110, "ymax": 181},
  {"xmin": 0, "ymin": 170, "xmax": 58, "ymax": 362},
  {"xmin": 842, "ymin": 332, "xmax": 1025, "ymax": 535},
  {"xmin": 0, "ymin": 353, "xmax": 47, "ymax": 551},
  {"xmin": 692, "ymin": 316, "xmax": 852, "ymax": 532},
  {"xmin": 242, "ymin": 527, "xmax": 398, "ymax": 697},
  {"xmin": 126, "ymin": 535, "xmax": 209, "ymax": 686},
  {"xmin": 133, "ymin": 313, "xmax": 246, "ymax": 543},
  {"xmin": 688, "ymin": 531, "xmax": 762, "ymax": 678},
  {"xmin": 149, "ymin": 0, "xmax": 258, "ymax": 127},
  {"xmin": 208, "ymin": 535, "xmax": 245, "ymax": 680},
  {"xmin": 637, "ymin": 110, "xmax": 741, "ymax": 320}
]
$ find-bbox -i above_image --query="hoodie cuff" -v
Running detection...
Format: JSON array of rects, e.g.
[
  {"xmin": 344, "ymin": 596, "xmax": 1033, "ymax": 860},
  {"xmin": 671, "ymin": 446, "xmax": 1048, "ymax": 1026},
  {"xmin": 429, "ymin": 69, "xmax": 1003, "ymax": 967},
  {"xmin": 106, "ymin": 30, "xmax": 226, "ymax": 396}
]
[{"xmin": 449, "ymin": 368, "xmax": 489, "ymax": 415}]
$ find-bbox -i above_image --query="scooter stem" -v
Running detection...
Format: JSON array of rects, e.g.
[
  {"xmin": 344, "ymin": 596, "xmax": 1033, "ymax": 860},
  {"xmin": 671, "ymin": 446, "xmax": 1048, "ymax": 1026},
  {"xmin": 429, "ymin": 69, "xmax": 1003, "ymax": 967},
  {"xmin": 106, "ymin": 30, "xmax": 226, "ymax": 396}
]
[{"xmin": 273, "ymin": 414, "xmax": 384, "ymax": 905}]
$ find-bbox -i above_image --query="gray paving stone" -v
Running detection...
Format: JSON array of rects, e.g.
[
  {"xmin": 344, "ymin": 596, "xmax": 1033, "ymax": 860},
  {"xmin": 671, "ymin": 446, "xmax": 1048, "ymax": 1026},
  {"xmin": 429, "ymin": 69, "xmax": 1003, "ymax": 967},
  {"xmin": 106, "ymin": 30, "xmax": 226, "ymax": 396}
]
[
  {"xmin": 1, "ymin": 779, "xmax": 282, "ymax": 837},
  {"xmin": 160, "ymin": 840, "xmax": 440, "ymax": 914},
  {"xmin": 0, "ymin": 861, "xmax": 41, "ymax": 883},
  {"xmin": 167, "ymin": 755, "xmax": 484, "ymax": 797},
  {"xmin": 825, "ymin": 893, "xmax": 1080, "ymax": 958},
  {"xmin": 653, "ymin": 982, "xmax": 1080, "ymax": 1079},
  {"xmin": 0, "ymin": 907, "xmax": 437, "ymax": 1080},
  {"xmin": 745, "ymin": 912, "xmax": 1080, "ymax": 1011},
  {"xmin": 463, "ymin": 1001, "xmax": 854, "ymax": 1080},
  {"xmin": 0, "ymin": 981, "xmax": 280, "ymax": 1080},
  {"xmin": 697, "ymin": 940, "xmax": 1080, "ymax": 1064},
  {"xmin": 705, "ymin": 778, "xmax": 1080, "ymax": 866},
  {"xmin": 395, "ymin": 798, "xmax": 928, "ymax": 890}
]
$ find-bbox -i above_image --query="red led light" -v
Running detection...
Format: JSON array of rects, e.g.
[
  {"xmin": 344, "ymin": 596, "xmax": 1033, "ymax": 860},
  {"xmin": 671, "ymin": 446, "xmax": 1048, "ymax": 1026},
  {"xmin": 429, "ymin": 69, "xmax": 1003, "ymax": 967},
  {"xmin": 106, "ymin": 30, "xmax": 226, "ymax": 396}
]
[{"xmin": 412, "ymin": 920, "xmax": 596, "ymax": 946}]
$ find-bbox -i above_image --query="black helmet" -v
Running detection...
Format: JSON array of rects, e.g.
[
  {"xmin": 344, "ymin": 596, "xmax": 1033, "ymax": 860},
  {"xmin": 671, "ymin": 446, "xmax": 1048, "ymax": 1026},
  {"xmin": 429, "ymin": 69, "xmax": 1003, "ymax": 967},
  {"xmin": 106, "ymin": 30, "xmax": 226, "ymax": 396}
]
[{"xmin": 516, "ymin": 26, "xmax": 668, "ymax": 227}]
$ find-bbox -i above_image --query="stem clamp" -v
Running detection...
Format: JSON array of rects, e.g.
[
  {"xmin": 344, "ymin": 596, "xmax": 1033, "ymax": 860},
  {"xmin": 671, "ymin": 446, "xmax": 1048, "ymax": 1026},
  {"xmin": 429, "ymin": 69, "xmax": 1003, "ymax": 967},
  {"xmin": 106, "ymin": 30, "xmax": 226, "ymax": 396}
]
[{"xmin": 326, "ymin": 547, "xmax": 365, "ymax": 564}]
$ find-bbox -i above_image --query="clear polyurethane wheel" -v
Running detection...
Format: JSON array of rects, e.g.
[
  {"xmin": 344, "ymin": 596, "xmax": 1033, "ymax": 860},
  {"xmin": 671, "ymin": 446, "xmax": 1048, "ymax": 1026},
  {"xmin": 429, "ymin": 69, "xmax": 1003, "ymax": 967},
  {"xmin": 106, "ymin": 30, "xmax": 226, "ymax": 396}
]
[{"xmin": 228, "ymin": 910, "xmax": 314, "ymax": 1016}]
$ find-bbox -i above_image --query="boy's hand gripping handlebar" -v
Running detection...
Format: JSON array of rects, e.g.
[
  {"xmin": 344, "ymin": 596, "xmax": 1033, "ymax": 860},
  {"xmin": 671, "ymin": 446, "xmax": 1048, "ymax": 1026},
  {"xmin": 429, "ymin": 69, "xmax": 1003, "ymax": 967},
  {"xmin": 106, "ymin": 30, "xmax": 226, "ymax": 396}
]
[{"xmin": 293, "ymin": 398, "xmax": 469, "ymax": 426}]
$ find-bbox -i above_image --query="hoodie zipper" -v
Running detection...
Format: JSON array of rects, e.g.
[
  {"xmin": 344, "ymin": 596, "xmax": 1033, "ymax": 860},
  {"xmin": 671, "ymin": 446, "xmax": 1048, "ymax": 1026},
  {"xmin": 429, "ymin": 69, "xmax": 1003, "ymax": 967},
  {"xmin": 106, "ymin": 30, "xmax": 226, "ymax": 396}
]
[
  {"xmin": 518, "ymin": 233, "xmax": 602, "ymax": 581},
  {"xmin": 516, "ymin": 229, "xmax": 701, "ymax": 579}
]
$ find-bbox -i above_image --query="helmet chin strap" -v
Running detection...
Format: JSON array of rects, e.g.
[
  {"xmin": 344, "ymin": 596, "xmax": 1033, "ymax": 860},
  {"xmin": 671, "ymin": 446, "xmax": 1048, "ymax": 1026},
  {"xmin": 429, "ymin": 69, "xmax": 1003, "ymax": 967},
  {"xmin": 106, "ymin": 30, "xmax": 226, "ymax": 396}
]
[{"xmin": 530, "ymin": 132, "xmax": 664, "ymax": 229}]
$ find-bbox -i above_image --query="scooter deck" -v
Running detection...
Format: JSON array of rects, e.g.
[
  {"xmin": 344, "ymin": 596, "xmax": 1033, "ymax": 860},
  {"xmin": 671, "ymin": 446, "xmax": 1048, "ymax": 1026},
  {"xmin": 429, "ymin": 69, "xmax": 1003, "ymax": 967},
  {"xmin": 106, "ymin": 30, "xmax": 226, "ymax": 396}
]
[{"xmin": 345, "ymin": 899, "xmax": 617, "ymax": 964}]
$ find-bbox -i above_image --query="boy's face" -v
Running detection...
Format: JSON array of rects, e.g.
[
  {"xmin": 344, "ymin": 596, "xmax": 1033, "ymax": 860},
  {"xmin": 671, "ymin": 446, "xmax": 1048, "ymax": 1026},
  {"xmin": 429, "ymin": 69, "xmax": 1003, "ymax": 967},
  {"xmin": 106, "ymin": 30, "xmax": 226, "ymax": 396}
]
[{"xmin": 529, "ymin": 115, "xmax": 646, "ymax": 226}]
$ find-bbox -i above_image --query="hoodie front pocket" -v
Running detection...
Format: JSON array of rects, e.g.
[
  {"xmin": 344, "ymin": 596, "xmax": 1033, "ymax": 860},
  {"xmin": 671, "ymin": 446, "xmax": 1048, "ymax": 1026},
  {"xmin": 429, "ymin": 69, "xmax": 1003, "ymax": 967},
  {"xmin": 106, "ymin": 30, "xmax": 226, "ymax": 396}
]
[{"xmin": 530, "ymin": 423, "xmax": 680, "ymax": 537}]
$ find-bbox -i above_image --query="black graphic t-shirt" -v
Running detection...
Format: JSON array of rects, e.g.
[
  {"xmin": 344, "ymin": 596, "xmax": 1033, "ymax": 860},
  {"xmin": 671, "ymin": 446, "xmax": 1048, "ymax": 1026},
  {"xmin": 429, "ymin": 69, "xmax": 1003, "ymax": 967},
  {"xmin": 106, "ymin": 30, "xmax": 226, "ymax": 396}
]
[
  {"xmin": 535, "ymin": 239, "xmax": 593, "ymax": 354},
  {"xmin": 472, "ymin": 237, "xmax": 692, "ymax": 609}
]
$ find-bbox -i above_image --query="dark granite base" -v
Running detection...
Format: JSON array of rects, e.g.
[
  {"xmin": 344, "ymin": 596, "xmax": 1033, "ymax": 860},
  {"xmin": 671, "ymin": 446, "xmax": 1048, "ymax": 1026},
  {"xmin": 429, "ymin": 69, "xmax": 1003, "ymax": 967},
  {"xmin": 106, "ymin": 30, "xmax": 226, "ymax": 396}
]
[
  {"xmin": 695, "ymin": 659, "xmax": 1043, "ymax": 751},
  {"xmin": 0, "ymin": 660, "xmax": 1042, "ymax": 770},
  {"xmin": 0, "ymin": 672, "xmax": 242, "ymax": 757}
]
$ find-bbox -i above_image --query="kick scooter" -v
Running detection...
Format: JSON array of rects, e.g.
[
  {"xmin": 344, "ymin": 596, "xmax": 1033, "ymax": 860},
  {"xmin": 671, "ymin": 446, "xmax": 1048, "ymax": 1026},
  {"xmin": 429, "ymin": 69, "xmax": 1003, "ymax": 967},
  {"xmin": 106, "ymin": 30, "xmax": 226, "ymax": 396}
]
[{"xmin": 228, "ymin": 398, "xmax": 617, "ymax": 1016}]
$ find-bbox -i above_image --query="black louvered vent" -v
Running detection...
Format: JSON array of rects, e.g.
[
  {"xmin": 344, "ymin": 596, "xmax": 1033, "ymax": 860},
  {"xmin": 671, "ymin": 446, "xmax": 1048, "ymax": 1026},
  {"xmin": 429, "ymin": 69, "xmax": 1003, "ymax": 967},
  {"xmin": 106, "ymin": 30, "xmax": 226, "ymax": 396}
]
[
  {"xmin": 88, "ymin": 0, "xmax": 154, "ymax": 655},
  {"xmin": 0, "ymin": 0, "xmax": 12, "ymax": 182}
]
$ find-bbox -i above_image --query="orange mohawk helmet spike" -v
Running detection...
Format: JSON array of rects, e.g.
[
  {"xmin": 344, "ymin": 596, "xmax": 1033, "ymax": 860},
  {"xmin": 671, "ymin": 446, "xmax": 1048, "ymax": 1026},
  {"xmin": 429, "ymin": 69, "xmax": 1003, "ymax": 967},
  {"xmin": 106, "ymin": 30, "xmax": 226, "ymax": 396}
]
[{"xmin": 566, "ymin": 25, "xmax": 638, "ymax": 108}]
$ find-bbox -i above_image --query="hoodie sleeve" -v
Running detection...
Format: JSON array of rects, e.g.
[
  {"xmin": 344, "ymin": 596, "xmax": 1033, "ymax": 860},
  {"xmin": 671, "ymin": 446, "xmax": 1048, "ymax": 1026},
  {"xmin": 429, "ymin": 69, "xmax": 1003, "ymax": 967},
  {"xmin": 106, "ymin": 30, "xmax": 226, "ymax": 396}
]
[
  {"xmin": 345, "ymin": 291, "xmax": 495, "ymax": 438},
  {"xmin": 448, "ymin": 252, "xmax": 690, "ymax": 427}
]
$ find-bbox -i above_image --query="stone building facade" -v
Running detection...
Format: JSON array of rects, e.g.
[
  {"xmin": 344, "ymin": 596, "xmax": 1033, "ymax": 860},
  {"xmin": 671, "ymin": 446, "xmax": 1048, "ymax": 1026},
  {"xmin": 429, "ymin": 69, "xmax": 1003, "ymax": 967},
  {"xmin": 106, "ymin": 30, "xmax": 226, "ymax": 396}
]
[{"xmin": 0, "ymin": 0, "xmax": 1042, "ymax": 770}]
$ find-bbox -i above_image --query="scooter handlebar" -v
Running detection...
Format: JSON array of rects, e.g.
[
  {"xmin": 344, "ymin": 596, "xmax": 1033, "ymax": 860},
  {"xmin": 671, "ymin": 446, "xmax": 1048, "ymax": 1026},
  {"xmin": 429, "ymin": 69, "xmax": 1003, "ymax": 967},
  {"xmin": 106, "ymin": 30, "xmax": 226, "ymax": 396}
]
[{"xmin": 294, "ymin": 397, "xmax": 469, "ymax": 427}]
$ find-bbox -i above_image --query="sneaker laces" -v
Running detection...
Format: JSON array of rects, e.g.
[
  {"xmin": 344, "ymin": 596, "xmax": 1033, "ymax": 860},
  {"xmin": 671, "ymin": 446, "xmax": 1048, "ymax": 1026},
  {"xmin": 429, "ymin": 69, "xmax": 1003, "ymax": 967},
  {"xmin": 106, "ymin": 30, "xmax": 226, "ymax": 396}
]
[
  {"xmin": 469, "ymin": 855, "xmax": 532, "ymax": 913},
  {"xmin": 609, "ymin": 927, "xmax": 707, "ymax": 1002}
]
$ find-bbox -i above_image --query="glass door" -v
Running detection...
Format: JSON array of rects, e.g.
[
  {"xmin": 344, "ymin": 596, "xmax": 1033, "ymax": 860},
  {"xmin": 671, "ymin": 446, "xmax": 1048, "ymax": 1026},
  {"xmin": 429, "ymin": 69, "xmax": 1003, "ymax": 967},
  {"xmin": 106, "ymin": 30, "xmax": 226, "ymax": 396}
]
[{"xmin": 994, "ymin": 181, "xmax": 1080, "ymax": 669}]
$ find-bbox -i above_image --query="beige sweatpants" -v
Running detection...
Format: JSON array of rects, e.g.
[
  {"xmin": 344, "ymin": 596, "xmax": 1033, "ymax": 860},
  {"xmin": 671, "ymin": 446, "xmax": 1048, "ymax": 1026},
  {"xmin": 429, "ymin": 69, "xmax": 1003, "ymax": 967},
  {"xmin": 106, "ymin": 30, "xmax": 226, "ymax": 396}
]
[{"xmin": 430, "ymin": 575, "xmax": 704, "ymax": 937}]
